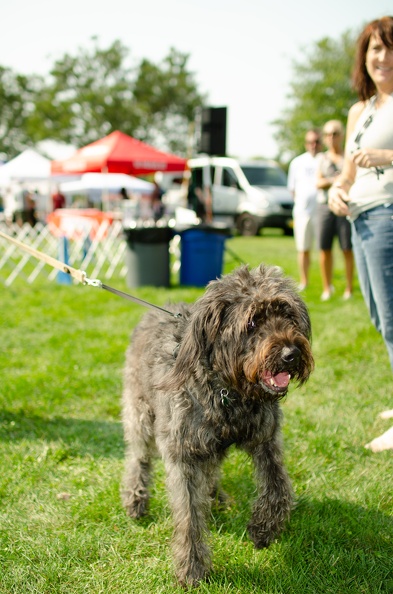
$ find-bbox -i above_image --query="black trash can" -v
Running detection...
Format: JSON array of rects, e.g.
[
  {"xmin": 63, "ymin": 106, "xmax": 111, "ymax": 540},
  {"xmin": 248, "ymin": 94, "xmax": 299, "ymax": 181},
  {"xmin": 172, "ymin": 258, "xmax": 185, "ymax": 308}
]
[{"xmin": 124, "ymin": 226, "xmax": 173, "ymax": 288}]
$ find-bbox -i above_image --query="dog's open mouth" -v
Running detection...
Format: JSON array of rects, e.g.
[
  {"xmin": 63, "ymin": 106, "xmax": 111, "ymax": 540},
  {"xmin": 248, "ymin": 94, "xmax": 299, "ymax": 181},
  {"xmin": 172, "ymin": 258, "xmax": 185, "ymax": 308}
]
[{"xmin": 260, "ymin": 370, "xmax": 291, "ymax": 394}]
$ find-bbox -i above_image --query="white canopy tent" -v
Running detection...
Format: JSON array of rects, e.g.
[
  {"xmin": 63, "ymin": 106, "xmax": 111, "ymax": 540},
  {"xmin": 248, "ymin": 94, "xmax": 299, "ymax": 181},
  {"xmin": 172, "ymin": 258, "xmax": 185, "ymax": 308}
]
[
  {"xmin": 0, "ymin": 149, "xmax": 52, "ymax": 186},
  {"xmin": 0, "ymin": 153, "xmax": 155, "ymax": 221},
  {"xmin": 59, "ymin": 172, "xmax": 154, "ymax": 195},
  {"xmin": 36, "ymin": 139, "xmax": 77, "ymax": 161},
  {"xmin": 0, "ymin": 149, "xmax": 57, "ymax": 220},
  {"xmin": 59, "ymin": 172, "xmax": 155, "ymax": 217}
]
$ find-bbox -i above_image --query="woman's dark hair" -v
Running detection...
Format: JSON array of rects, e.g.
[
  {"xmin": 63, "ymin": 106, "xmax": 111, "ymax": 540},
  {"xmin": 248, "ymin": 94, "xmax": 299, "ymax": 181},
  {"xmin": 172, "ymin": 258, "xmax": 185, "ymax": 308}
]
[{"xmin": 352, "ymin": 16, "xmax": 393, "ymax": 101}]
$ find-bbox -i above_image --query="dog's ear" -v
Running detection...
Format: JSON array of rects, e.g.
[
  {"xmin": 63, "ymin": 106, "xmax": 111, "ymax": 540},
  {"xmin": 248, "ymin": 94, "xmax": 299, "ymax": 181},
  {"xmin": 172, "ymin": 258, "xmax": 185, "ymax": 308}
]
[
  {"xmin": 297, "ymin": 298, "xmax": 312, "ymax": 340},
  {"xmin": 162, "ymin": 284, "xmax": 228, "ymax": 388}
]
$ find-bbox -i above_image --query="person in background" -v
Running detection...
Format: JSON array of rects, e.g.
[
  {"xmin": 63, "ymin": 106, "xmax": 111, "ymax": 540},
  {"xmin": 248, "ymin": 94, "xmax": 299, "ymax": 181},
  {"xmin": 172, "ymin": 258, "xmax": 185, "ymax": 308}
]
[
  {"xmin": 3, "ymin": 186, "xmax": 17, "ymax": 225},
  {"xmin": 187, "ymin": 168, "xmax": 206, "ymax": 221},
  {"xmin": 20, "ymin": 189, "xmax": 36, "ymax": 226},
  {"xmin": 328, "ymin": 16, "xmax": 393, "ymax": 451},
  {"xmin": 316, "ymin": 120, "xmax": 354, "ymax": 301},
  {"xmin": 287, "ymin": 128, "xmax": 322, "ymax": 290},
  {"xmin": 151, "ymin": 180, "xmax": 165, "ymax": 221},
  {"xmin": 119, "ymin": 187, "xmax": 130, "ymax": 200},
  {"xmin": 52, "ymin": 186, "xmax": 66, "ymax": 210}
]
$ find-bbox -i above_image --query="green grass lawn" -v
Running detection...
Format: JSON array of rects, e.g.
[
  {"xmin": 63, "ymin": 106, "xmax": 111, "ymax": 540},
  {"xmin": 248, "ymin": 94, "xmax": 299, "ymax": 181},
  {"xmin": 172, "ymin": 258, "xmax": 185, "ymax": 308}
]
[{"xmin": 1, "ymin": 232, "xmax": 392, "ymax": 593}]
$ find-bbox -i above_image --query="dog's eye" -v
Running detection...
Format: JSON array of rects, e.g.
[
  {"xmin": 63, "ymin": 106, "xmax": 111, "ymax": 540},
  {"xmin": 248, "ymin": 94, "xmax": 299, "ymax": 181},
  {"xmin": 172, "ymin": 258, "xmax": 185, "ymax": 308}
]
[{"xmin": 247, "ymin": 318, "xmax": 257, "ymax": 331}]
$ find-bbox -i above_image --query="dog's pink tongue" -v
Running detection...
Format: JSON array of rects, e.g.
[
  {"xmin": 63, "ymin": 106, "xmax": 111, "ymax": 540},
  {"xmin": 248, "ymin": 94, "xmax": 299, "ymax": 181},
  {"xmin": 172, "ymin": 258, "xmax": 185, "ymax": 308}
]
[
  {"xmin": 273, "ymin": 372, "xmax": 290, "ymax": 387},
  {"xmin": 263, "ymin": 371, "xmax": 291, "ymax": 388}
]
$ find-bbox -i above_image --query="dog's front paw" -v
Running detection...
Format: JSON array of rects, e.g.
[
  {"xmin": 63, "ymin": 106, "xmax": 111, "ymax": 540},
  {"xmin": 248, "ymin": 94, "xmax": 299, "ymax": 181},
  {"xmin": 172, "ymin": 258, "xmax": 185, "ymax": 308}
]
[
  {"xmin": 122, "ymin": 491, "xmax": 148, "ymax": 518},
  {"xmin": 247, "ymin": 522, "xmax": 276, "ymax": 549}
]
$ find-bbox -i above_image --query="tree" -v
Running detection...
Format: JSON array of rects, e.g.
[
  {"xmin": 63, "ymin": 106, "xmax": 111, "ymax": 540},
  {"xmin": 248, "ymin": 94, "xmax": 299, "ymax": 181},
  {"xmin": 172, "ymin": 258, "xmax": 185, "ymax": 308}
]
[
  {"xmin": 29, "ymin": 39, "xmax": 137, "ymax": 148},
  {"xmin": 0, "ymin": 67, "xmax": 43, "ymax": 158},
  {"xmin": 272, "ymin": 29, "xmax": 358, "ymax": 161},
  {"xmin": 132, "ymin": 48, "xmax": 206, "ymax": 155},
  {"xmin": 27, "ymin": 40, "xmax": 205, "ymax": 156}
]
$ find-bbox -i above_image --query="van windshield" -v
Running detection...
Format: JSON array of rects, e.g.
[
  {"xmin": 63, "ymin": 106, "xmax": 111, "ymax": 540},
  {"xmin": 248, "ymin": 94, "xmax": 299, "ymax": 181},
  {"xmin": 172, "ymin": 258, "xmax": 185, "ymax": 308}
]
[{"xmin": 241, "ymin": 165, "xmax": 287, "ymax": 187}]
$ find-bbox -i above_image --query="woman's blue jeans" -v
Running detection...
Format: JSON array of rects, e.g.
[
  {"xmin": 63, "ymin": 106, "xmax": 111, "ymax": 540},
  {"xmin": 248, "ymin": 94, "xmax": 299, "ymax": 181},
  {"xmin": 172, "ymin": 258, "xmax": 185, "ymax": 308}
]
[{"xmin": 351, "ymin": 203, "xmax": 393, "ymax": 371}]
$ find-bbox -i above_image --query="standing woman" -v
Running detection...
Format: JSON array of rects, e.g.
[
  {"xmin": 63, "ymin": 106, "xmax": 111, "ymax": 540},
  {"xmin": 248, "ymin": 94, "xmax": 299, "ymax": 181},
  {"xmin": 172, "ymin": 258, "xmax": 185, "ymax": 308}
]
[
  {"xmin": 328, "ymin": 16, "xmax": 393, "ymax": 451},
  {"xmin": 317, "ymin": 120, "xmax": 354, "ymax": 301}
]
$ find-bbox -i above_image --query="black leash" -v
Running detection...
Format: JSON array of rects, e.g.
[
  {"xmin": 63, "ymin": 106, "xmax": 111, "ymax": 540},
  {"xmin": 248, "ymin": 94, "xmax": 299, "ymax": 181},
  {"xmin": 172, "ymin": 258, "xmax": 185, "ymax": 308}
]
[{"xmin": 100, "ymin": 283, "xmax": 182, "ymax": 318}]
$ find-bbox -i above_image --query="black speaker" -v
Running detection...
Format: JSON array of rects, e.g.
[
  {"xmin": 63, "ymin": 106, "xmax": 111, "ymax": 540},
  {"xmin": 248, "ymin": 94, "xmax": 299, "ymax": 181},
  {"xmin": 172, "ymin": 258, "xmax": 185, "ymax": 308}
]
[{"xmin": 197, "ymin": 106, "xmax": 227, "ymax": 156}]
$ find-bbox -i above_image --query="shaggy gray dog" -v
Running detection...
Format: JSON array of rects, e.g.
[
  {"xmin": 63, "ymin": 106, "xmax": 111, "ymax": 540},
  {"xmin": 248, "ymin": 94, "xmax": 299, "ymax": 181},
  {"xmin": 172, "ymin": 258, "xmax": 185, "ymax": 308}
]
[{"xmin": 121, "ymin": 264, "xmax": 314, "ymax": 586}]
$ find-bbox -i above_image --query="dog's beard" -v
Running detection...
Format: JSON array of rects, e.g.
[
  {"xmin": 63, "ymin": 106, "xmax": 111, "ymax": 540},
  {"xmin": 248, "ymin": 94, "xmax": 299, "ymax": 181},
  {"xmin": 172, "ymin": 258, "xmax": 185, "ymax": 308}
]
[{"xmin": 228, "ymin": 331, "xmax": 313, "ymax": 398}]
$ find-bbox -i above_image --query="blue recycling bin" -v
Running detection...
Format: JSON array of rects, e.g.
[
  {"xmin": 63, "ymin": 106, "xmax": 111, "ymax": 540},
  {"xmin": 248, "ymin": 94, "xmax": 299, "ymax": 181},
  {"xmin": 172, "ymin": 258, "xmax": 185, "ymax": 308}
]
[{"xmin": 179, "ymin": 226, "xmax": 230, "ymax": 287}]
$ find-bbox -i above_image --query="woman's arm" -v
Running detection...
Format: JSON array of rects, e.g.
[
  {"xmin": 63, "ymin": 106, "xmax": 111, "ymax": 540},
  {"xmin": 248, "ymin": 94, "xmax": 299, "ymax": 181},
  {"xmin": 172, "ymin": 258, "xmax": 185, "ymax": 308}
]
[
  {"xmin": 328, "ymin": 102, "xmax": 365, "ymax": 216},
  {"xmin": 316, "ymin": 155, "xmax": 342, "ymax": 190},
  {"xmin": 316, "ymin": 156, "xmax": 334, "ymax": 190}
]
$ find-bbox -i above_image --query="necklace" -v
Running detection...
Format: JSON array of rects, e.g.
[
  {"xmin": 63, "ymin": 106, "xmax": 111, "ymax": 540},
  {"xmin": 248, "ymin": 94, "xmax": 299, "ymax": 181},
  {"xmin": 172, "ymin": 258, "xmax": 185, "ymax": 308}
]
[{"xmin": 353, "ymin": 107, "xmax": 384, "ymax": 179}]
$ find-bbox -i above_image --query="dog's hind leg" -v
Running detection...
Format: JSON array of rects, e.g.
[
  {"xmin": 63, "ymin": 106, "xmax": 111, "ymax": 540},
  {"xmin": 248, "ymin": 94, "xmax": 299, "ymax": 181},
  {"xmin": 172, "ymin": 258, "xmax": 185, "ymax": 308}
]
[
  {"xmin": 121, "ymin": 386, "xmax": 154, "ymax": 518},
  {"xmin": 164, "ymin": 458, "xmax": 214, "ymax": 586},
  {"xmin": 246, "ymin": 437, "xmax": 293, "ymax": 549}
]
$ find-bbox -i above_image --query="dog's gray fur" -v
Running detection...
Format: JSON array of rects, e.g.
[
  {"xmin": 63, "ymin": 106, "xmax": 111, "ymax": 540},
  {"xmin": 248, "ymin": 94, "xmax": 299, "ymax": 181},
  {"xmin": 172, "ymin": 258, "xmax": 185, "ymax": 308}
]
[{"xmin": 121, "ymin": 264, "xmax": 314, "ymax": 586}]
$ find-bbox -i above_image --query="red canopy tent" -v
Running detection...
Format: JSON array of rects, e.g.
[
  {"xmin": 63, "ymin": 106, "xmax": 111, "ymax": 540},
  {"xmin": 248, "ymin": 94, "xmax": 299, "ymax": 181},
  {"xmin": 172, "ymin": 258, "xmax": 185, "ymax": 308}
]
[{"xmin": 51, "ymin": 131, "xmax": 187, "ymax": 176}]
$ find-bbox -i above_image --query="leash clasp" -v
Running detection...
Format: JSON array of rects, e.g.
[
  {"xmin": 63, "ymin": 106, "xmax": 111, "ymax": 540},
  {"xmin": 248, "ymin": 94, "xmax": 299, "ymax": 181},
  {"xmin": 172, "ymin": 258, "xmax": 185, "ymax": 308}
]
[
  {"xmin": 82, "ymin": 273, "xmax": 103, "ymax": 288},
  {"xmin": 220, "ymin": 388, "xmax": 230, "ymax": 406}
]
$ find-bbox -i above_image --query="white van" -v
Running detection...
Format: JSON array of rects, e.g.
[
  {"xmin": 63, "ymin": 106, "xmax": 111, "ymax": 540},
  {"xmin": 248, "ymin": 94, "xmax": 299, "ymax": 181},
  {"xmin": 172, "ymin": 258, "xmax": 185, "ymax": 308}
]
[{"xmin": 162, "ymin": 157, "xmax": 294, "ymax": 236}]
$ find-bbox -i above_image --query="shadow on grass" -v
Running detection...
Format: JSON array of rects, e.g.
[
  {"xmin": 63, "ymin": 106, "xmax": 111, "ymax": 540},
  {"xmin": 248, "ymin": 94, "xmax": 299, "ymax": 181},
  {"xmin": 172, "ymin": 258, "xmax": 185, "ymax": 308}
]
[
  {"xmin": 0, "ymin": 409, "xmax": 124, "ymax": 459},
  {"xmin": 122, "ymin": 465, "xmax": 393, "ymax": 592},
  {"xmin": 211, "ymin": 496, "xmax": 393, "ymax": 592},
  {"xmin": 3, "ymin": 410, "xmax": 391, "ymax": 591},
  {"xmin": 122, "ymin": 449, "xmax": 392, "ymax": 591}
]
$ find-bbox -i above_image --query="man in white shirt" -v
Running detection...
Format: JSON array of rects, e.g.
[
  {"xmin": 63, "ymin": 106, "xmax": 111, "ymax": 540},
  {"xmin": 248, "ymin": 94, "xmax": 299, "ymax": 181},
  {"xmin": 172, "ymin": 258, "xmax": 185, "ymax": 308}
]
[{"xmin": 287, "ymin": 129, "xmax": 322, "ymax": 290}]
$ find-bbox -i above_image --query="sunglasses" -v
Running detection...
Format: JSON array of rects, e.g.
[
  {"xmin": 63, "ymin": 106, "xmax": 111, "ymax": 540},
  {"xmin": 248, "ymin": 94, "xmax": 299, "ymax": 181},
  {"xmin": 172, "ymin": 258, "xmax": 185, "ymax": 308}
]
[{"xmin": 353, "ymin": 115, "xmax": 384, "ymax": 180}]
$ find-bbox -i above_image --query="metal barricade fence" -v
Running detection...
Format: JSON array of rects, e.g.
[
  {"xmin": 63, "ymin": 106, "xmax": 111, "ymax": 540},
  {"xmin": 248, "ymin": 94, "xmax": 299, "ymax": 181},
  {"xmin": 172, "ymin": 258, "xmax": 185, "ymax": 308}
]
[{"xmin": 0, "ymin": 221, "xmax": 127, "ymax": 286}]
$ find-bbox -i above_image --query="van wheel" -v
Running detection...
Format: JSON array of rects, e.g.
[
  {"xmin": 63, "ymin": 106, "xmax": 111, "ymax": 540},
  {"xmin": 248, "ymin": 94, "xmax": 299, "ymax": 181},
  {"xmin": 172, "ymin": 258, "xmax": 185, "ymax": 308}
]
[{"xmin": 237, "ymin": 214, "xmax": 259, "ymax": 236}]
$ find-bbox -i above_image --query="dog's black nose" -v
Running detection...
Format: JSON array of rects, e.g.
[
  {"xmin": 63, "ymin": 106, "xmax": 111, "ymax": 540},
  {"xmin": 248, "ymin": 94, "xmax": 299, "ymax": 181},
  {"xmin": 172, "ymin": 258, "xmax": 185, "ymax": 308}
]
[{"xmin": 281, "ymin": 346, "xmax": 301, "ymax": 365}]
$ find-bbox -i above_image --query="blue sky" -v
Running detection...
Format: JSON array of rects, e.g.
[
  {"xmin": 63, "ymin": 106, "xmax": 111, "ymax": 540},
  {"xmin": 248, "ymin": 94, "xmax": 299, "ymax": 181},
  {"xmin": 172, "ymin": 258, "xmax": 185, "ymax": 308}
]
[{"xmin": 2, "ymin": 0, "xmax": 392, "ymax": 158}]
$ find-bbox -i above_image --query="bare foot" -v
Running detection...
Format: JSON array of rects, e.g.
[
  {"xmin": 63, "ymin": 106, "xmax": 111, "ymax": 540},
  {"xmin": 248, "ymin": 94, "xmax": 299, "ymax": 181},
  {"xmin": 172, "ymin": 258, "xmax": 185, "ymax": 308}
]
[
  {"xmin": 379, "ymin": 410, "xmax": 393, "ymax": 420},
  {"xmin": 365, "ymin": 426, "xmax": 393, "ymax": 452}
]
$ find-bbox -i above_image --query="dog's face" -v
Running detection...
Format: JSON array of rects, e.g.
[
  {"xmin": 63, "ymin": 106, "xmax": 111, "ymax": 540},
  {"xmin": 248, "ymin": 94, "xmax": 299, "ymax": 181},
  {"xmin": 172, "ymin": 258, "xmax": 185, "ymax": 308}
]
[
  {"xmin": 232, "ymin": 294, "xmax": 312, "ymax": 397},
  {"xmin": 172, "ymin": 264, "xmax": 314, "ymax": 399}
]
